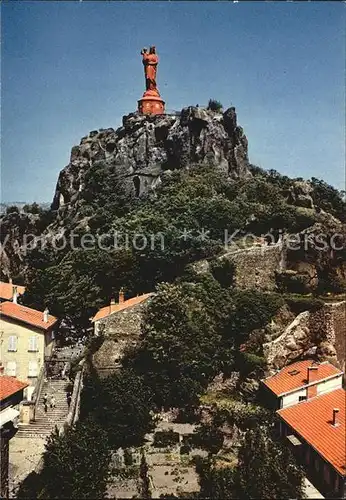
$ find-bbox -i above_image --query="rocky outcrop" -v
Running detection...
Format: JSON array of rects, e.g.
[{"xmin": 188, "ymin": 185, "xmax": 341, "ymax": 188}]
[
  {"xmin": 52, "ymin": 106, "xmax": 251, "ymax": 211},
  {"xmin": 284, "ymin": 220, "xmax": 346, "ymax": 293},
  {"xmin": 263, "ymin": 301, "xmax": 346, "ymax": 371},
  {"xmin": 284, "ymin": 180, "xmax": 314, "ymax": 209},
  {"xmin": 0, "ymin": 211, "xmax": 41, "ymax": 280}
]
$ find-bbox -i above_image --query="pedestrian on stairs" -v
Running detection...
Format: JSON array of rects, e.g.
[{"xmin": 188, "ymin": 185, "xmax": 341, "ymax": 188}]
[
  {"xmin": 44, "ymin": 402, "xmax": 48, "ymax": 413},
  {"xmin": 43, "ymin": 393, "xmax": 48, "ymax": 406},
  {"xmin": 66, "ymin": 391, "xmax": 72, "ymax": 409},
  {"xmin": 50, "ymin": 395, "xmax": 56, "ymax": 409}
]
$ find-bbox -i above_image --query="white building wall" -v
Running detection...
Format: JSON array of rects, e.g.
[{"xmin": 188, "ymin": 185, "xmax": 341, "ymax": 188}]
[
  {"xmin": 281, "ymin": 387, "xmax": 307, "ymax": 408},
  {"xmin": 280, "ymin": 374, "xmax": 343, "ymax": 408},
  {"xmin": 317, "ymin": 375, "xmax": 343, "ymax": 396}
]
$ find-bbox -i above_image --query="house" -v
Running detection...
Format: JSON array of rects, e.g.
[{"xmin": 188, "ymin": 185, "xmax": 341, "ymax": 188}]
[
  {"xmin": 261, "ymin": 359, "xmax": 343, "ymax": 409},
  {"xmin": 0, "ymin": 280, "xmax": 25, "ymax": 303},
  {"xmin": 278, "ymin": 388, "xmax": 346, "ymax": 498},
  {"xmin": 0, "ymin": 372, "xmax": 29, "ymax": 499},
  {"xmin": 262, "ymin": 360, "xmax": 346, "ymax": 498},
  {"xmin": 0, "ymin": 301, "xmax": 58, "ymax": 400},
  {"xmin": 91, "ymin": 290, "xmax": 153, "ymax": 377}
]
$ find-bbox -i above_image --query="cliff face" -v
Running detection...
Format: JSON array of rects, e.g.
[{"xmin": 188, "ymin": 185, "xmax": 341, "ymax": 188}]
[
  {"xmin": 52, "ymin": 106, "xmax": 250, "ymax": 210},
  {"xmin": 0, "ymin": 211, "xmax": 41, "ymax": 280},
  {"xmin": 263, "ymin": 301, "xmax": 346, "ymax": 372}
]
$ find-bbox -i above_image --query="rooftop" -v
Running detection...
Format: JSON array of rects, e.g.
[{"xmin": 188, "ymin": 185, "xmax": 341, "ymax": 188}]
[
  {"xmin": 0, "ymin": 375, "xmax": 29, "ymax": 401},
  {"xmin": 0, "ymin": 301, "xmax": 58, "ymax": 330},
  {"xmin": 92, "ymin": 293, "xmax": 153, "ymax": 322},
  {"xmin": 0, "ymin": 281, "xmax": 25, "ymax": 301},
  {"xmin": 278, "ymin": 388, "xmax": 346, "ymax": 476},
  {"xmin": 262, "ymin": 360, "xmax": 342, "ymax": 396}
]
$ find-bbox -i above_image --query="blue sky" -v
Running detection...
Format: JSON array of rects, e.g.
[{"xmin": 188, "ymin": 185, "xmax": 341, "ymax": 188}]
[{"xmin": 2, "ymin": 1, "xmax": 345, "ymax": 202}]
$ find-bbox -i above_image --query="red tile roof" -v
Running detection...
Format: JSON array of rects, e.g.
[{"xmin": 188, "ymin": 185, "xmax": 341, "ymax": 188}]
[
  {"xmin": 92, "ymin": 293, "xmax": 153, "ymax": 322},
  {"xmin": 0, "ymin": 301, "xmax": 58, "ymax": 330},
  {"xmin": 278, "ymin": 388, "xmax": 346, "ymax": 476},
  {"xmin": 262, "ymin": 360, "xmax": 342, "ymax": 396},
  {"xmin": 0, "ymin": 281, "xmax": 25, "ymax": 301},
  {"xmin": 0, "ymin": 375, "xmax": 29, "ymax": 401}
]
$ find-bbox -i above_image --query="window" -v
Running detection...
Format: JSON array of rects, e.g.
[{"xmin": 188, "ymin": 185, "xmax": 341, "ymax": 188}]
[
  {"xmin": 8, "ymin": 335, "xmax": 17, "ymax": 352},
  {"xmin": 6, "ymin": 361, "xmax": 16, "ymax": 376},
  {"xmin": 28, "ymin": 361, "xmax": 38, "ymax": 377},
  {"xmin": 299, "ymin": 396, "xmax": 307, "ymax": 402},
  {"xmin": 28, "ymin": 336, "xmax": 38, "ymax": 352}
]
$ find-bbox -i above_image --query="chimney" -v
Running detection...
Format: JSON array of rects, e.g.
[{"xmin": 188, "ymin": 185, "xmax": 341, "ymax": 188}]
[
  {"xmin": 9, "ymin": 278, "xmax": 12, "ymax": 284},
  {"xmin": 12, "ymin": 286, "xmax": 18, "ymax": 304},
  {"xmin": 43, "ymin": 308, "xmax": 49, "ymax": 323},
  {"xmin": 119, "ymin": 288, "xmax": 125, "ymax": 304},
  {"xmin": 110, "ymin": 298, "xmax": 117, "ymax": 312},
  {"xmin": 332, "ymin": 408, "xmax": 340, "ymax": 427},
  {"xmin": 0, "ymin": 364, "xmax": 4, "ymax": 376},
  {"xmin": 307, "ymin": 366, "xmax": 318, "ymax": 399}
]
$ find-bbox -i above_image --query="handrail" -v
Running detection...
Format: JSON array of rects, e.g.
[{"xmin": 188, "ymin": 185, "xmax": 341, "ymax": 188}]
[
  {"xmin": 58, "ymin": 359, "xmax": 85, "ymax": 435},
  {"xmin": 31, "ymin": 363, "xmax": 46, "ymax": 421}
]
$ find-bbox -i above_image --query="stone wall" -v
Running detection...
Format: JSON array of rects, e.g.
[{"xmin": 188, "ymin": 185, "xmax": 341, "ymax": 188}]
[
  {"xmin": 97, "ymin": 300, "xmax": 149, "ymax": 337},
  {"xmin": 193, "ymin": 243, "xmax": 286, "ymax": 291},
  {"xmin": 263, "ymin": 301, "xmax": 346, "ymax": 371},
  {"xmin": 222, "ymin": 244, "xmax": 285, "ymax": 291}
]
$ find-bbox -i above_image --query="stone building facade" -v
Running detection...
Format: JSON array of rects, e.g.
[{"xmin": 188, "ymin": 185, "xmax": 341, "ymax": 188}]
[{"xmin": 91, "ymin": 293, "xmax": 153, "ymax": 377}]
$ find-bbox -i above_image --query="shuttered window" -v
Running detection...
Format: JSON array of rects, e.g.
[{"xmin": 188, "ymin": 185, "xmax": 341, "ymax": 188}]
[
  {"xmin": 28, "ymin": 336, "xmax": 38, "ymax": 352},
  {"xmin": 28, "ymin": 361, "xmax": 38, "ymax": 377},
  {"xmin": 6, "ymin": 361, "xmax": 16, "ymax": 376},
  {"xmin": 8, "ymin": 335, "xmax": 17, "ymax": 352}
]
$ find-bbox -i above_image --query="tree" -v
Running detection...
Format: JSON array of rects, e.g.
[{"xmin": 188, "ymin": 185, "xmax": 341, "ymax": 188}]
[
  {"xmin": 210, "ymin": 259, "xmax": 235, "ymax": 288},
  {"xmin": 139, "ymin": 449, "xmax": 152, "ymax": 498},
  {"xmin": 23, "ymin": 202, "xmax": 42, "ymax": 214},
  {"xmin": 5, "ymin": 205, "xmax": 19, "ymax": 214},
  {"xmin": 207, "ymin": 99, "xmax": 223, "ymax": 112},
  {"xmin": 310, "ymin": 177, "xmax": 346, "ymax": 222},
  {"xmin": 80, "ymin": 369, "xmax": 154, "ymax": 448},
  {"xmin": 17, "ymin": 419, "xmax": 111, "ymax": 499},
  {"xmin": 23, "ymin": 248, "xmax": 138, "ymax": 329},
  {"xmin": 126, "ymin": 281, "xmax": 228, "ymax": 408},
  {"xmin": 196, "ymin": 457, "xmax": 235, "ymax": 499},
  {"xmin": 233, "ymin": 427, "xmax": 305, "ymax": 499},
  {"xmin": 194, "ymin": 422, "xmax": 224, "ymax": 455},
  {"xmin": 223, "ymin": 290, "xmax": 284, "ymax": 346}
]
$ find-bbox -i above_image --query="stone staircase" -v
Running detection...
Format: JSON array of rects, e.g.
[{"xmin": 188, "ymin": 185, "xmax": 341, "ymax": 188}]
[{"xmin": 16, "ymin": 379, "xmax": 69, "ymax": 439}]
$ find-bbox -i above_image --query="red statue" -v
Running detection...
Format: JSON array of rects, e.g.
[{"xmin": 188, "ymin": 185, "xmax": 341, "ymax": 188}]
[
  {"xmin": 141, "ymin": 46, "xmax": 159, "ymax": 94},
  {"xmin": 138, "ymin": 46, "xmax": 165, "ymax": 115}
]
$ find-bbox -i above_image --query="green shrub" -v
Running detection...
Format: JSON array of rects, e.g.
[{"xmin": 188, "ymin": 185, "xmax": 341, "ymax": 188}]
[
  {"xmin": 180, "ymin": 444, "xmax": 191, "ymax": 455},
  {"xmin": 276, "ymin": 271, "xmax": 312, "ymax": 294},
  {"xmin": 284, "ymin": 294, "xmax": 324, "ymax": 314},
  {"xmin": 237, "ymin": 352, "xmax": 266, "ymax": 377},
  {"xmin": 210, "ymin": 259, "xmax": 235, "ymax": 288},
  {"xmin": 124, "ymin": 448, "xmax": 133, "ymax": 466},
  {"xmin": 207, "ymin": 99, "xmax": 223, "ymax": 112},
  {"xmin": 5, "ymin": 205, "xmax": 19, "ymax": 214},
  {"xmin": 153, "ymin": 430, "xmax": 180, "ymax": 447}
]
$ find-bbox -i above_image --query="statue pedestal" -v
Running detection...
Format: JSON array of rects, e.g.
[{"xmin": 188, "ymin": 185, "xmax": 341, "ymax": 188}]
[{"xmin": 138, "ymin": 93, "xmax": 165, "ymax": 115}]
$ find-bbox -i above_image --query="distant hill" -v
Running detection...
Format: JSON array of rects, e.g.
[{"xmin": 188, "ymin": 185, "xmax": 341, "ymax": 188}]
[{"xmin": 0, "ymin": 201, "xmax": 50, "ymax": 214}]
